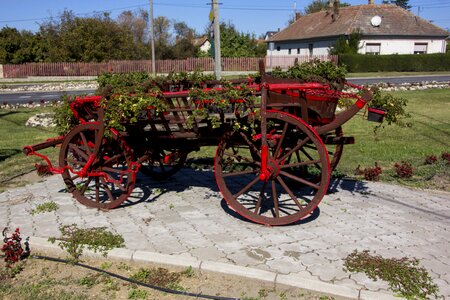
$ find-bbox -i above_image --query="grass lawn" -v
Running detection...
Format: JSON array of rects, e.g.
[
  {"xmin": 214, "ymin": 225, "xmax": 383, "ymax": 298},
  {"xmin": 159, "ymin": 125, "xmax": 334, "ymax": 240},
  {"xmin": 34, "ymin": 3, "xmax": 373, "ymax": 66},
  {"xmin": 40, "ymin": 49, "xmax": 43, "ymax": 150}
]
[
  {"xmin": 338, "ymin": 88, "xmax": 449, "ymax": 189},
  {"xmin": 0, "ymin": 88, "xmax": 448, "ymax": 191},
  {"xmin": 346, "ymin": 71, "xmax": 450, "ymax": 78},
  {"xmin": 0, "ymin": 106, "xmax": 57, "ymax": 186}
]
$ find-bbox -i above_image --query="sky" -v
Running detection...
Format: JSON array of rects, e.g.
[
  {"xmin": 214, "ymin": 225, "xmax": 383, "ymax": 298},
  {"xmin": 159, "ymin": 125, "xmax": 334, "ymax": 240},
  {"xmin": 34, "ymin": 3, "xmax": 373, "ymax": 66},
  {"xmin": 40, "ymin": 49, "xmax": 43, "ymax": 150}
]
[{"xmin": 0, "ymin": 0, "xmax": 449, "ymax": 37}]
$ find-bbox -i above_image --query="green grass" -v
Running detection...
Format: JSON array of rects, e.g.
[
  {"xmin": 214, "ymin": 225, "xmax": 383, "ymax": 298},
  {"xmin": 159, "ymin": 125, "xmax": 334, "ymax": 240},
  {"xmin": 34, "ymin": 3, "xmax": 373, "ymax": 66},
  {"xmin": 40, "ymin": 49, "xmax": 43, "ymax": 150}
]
[
  {"xmin": 347, "ymin": 71, "xmax": 450, "ymax": 78},
  {"xmin": 0, "ymin": 107, "xmax": 57, "ymax": 184},
  {"xmin": 338, "ymin": 89, "xmax": 449, "ymax": 187}
]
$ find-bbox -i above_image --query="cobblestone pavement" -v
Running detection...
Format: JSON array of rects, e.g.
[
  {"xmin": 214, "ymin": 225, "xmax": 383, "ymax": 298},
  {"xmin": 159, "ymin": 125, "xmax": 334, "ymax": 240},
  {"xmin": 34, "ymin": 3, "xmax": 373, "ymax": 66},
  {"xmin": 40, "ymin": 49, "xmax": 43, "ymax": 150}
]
[{"xmin": 1, "ymin": 169, "xmax": 449, "ymax": 298}]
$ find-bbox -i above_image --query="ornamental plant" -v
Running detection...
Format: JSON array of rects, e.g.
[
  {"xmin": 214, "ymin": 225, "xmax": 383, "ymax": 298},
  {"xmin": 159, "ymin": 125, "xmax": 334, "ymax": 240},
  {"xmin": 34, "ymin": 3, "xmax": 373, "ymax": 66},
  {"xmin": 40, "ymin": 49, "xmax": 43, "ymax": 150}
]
[
  {"xmin": 424, "ymin": 155, "xmax": 438, "ymax": 165},
  {"xmin": 369, "ymin": 88, "xmax": 411, "ymax": 132},
  {"xmin": 394, "ymin": 161, "xmax": 414, "ymax": 178},
  {"xmin": 1, "ymin": 228, "xmax": 29, "ymax": 267},
  {"xmin": 272, "ymin": 59, "xmax": 347, "ymax": 90}
]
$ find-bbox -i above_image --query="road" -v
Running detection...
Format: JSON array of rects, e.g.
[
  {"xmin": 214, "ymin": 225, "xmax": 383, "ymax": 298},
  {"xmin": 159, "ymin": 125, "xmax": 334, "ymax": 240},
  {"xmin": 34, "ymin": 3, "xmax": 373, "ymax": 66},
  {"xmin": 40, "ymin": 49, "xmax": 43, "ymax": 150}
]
[
  {"xmin": 0, "ymin": 75, "xmax": 449, "ymax": 104},
  {"xmin": 0, "ymin": 89, "xmax": 94, "ymax": 105},
  {"xmin": 348, "ymin": 74, "xmax": 450, "ymax": 85}
]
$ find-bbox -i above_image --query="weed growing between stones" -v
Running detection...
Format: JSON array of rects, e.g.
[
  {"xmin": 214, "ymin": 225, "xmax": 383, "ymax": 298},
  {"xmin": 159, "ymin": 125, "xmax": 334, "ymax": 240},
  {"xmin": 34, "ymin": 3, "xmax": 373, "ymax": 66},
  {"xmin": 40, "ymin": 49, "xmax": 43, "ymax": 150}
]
[
  {"xmin": 344, "ymin": 250, "xmax": 439, "ymax": 299},
  {"xmin": 48, "ymin": 224, "xmax": 124, "ymax": 262},
  {"xmin": 29, "ymin": 201, "xmax": 59, "ymax": 215}
]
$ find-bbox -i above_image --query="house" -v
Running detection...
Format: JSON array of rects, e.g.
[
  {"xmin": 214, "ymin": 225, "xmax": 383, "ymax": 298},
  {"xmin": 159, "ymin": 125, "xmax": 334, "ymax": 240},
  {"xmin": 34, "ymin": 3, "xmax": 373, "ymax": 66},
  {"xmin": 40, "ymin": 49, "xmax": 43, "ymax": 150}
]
[
  {"xmin": 193, "ymin": 36, "xmax": 211, "ymax": 53},
  {"xmin": 267, "ymin": 2, "xmax": 449, "ymax": 56}
]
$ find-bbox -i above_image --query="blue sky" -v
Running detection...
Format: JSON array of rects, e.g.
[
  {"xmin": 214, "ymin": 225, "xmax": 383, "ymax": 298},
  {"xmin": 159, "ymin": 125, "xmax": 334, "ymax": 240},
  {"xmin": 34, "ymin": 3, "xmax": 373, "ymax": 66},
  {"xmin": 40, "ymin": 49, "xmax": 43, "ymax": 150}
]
[{"xmin": 0, "ymin": 0, "xmax": 449, "ymax": 36}]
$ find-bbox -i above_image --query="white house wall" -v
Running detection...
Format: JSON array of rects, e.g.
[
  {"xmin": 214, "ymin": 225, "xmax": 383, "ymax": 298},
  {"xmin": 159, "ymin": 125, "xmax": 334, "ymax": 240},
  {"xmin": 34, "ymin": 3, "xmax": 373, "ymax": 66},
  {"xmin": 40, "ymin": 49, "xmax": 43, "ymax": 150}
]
[
  {"xmin": 267, "ymin": 38, "xmax": 447, "ymax": 56},
  {"xmin": 267, "ymin": 40, "xmax": 334, "ymax": 56},
  {"xmin": 359, "ymin": 38, "xmax": 446, "ymax": 54}
]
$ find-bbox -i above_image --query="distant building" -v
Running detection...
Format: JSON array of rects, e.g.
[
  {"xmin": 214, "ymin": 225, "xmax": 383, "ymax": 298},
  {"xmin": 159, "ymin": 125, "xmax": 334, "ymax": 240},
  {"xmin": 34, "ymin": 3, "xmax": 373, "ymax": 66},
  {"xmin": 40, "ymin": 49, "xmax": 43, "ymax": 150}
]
[
  {"xmin": 267, "ymin": 3, "xmax": 449, "ymax": 56},
  {"xmin": 193, "ymin": 36, "xmax": 211, "ymax": 53}
]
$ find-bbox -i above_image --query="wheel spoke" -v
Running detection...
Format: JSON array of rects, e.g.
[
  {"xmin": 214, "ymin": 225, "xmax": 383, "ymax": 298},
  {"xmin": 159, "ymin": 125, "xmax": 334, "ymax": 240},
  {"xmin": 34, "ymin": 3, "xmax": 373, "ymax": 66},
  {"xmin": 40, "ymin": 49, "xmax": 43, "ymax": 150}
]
[
  {"xmin": 104, "ymin": 153, "xmax": 124, "ymax": 165},
  {"xmin": 254, "ymin": 181, "xmax": 267, "ymax": 215},
  {"xmin": 233, "ymin": 176, "xmax": 260, "ymax": 199},
  {"xmin": 69, "ymin": 144, "xmax": 89, "ymax": 161},
  {"xmin": 271, "ymin": 181, "xmax": 280, "ymax": 218},
  {"xmin": 279, "ymin": 159, "xmax": 321, "ymax": 169},
  {"xmin": 276, "ymin": 176, "xmax": 304, "ymax": 210},
  {"xmin": 278, "ymin": 137, "xmax": 310, "ymax": 162},
  {"xmin": 239, "ymin": 132, "xmax": 260, "ymax": 159},
  {"xmin": 300, "ymin": 148, "xmax": 322, "ymax": 170},
  {"xmin": 274, "ymin": 122, "xmax": 289, "ymax": 159},
  {"xmin": 100, "ymin": 177, "xmax": 115, "ymax": 202},
  {"xmin": 279, "ymin": 170, "xmax": 320, "ymax": 190},
  {"xmin": 95, "ymin": 177, "xmax": 100, "ymax": 203},
  {"xmin": 79, "ymin": 132, "xmax": 92, "ymax": 155},
  {"xmin": 80, "ymin": 177, "xmax": 93, "ymax": 194},
  {"xmin": 65, "ymin": 158, "xmax": 87, "ymax": 166},
  {"xmin": 222, "ymin": 169, "xmax": 259, "ymax": 178}
]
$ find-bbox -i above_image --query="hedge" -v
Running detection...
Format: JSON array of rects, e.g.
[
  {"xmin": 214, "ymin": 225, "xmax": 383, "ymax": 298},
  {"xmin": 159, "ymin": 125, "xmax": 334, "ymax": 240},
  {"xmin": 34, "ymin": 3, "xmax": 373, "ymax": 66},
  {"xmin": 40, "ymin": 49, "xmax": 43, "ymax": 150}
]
[{"xmin": 339, "ymin": 53, "xmax": 450, "ymax": 72}]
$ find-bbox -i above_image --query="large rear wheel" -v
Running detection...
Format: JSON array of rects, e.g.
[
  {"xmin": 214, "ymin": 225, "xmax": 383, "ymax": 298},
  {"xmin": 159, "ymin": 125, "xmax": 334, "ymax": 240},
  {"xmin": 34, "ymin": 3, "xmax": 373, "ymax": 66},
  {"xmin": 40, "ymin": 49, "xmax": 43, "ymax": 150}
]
[{"xmin": 215, "ymin": 111, "xmax": 330, "ymax": 226}]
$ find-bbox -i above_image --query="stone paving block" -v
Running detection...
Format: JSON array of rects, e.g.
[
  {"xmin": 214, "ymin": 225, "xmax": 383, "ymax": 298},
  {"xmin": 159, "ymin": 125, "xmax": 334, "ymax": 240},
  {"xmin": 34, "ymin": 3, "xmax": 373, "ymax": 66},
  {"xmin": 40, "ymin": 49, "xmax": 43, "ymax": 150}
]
[
  {"xmin": 434, "ymin": 278, "xmax": 450, "ymax": 298},
  {"xmin": 266, "ymin": 256, "xmax": 305, "ymax": 274},
  {"xmin": 189, "ymin": 245, "xmax": 226, "ymax": 261},
  {"xmin": 350, "ymin": 272, "xmax": 390, "ymax": 291},
  {"xmin": 307, "ymin": 263, "xmax": 348, "ymax": 282},
  {"xmin": 297, "ymin": 252, "xmax": 329, "ymax": 267},
  {"xmin": 201, "ymin": 261, "xmax": 276, "ymax": 283},
  {"xmin": 333, "ymin": 278, "xmax": 364, "ymax": 290}
]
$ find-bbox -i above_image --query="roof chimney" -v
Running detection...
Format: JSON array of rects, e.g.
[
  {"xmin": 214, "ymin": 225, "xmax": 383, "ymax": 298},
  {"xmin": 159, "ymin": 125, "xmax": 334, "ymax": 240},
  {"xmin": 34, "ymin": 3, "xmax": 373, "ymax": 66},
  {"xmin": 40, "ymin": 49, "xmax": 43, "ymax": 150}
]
[
  {"xmin": 332, "ymin": 0, "xmax": 340, "ymax": 22},
  {"xmin": 368, "ymin": 0, "xmax": 374, "ymax": 4}
]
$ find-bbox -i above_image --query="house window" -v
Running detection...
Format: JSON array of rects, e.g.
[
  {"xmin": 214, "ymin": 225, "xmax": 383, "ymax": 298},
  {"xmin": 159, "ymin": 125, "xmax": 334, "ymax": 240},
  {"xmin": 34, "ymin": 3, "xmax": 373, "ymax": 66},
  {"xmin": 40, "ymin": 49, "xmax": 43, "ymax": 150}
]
[
  {"xmin": 297, "ymin": 48, "xmax": 300, "ymax": 54},
  {"xmin": 366, "ymin": 43, "xmax": 381, "ymax": 55},
  {"xmin": 288, "ymin": 48, "xmax": 292, "ymax": 55},
  {"xmin": 414, "ymin": 43, "xmax": 427, "ymax": 54},
  {"xmin": 276, "ymin": 46, "xmax": 281, "ymax": 51},
  {"xmin": 308, "ymin": 44, "xmax": 314, "ymax": 56}
]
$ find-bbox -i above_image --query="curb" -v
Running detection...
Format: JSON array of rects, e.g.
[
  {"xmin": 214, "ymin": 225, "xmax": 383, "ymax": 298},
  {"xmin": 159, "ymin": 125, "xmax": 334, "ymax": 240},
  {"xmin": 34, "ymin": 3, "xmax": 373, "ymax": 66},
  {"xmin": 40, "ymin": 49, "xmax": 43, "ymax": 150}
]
[{"xmin": 29, "ymin": 236, "xmax": 398, "ymax": 300}]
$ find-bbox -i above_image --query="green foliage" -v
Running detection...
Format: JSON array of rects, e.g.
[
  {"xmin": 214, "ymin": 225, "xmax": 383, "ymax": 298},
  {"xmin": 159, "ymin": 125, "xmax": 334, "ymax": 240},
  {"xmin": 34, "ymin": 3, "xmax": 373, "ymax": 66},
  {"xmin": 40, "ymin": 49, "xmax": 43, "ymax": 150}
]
[
  {"xmin": 29, "ymin": 201, "xmax": 59, "ymax": 215},
  {"xmin": 53, "ymin": 95, "xmax": 78, "ymax": 135},
  {"xmin": 370, "ymin": 88, "xmax": 411, "ymax": 131},
  {"xmin": 128, "ymin": 288, "xmax": 148, "ymax": 300},
  {"xmin": 329, "ymin": 29, "xmax": 362, "ymax": 55},
  {"xmin": 304, "ymin": 0, "xmax": 350, "ymax": 14},
  {"xmin": 339, "ymin": 53, "xmax": 450, "ymax": 72},
  {"xmin": 102, "ymin": 93, "xmax": 167, "ymax": 133},
  {"xmin": 48, "ymin": 224, "xmax": 125, "ymax": 262},
  {"xmin": 344, "ymin": 250, "xmax": 439, "ymax": 299},
  {"xmin": 272, "ymin": 59, "xmax": 347, "ymax": 88},
  {"xmin": 218, "ymin": 22, "xmax": 262, "ymax": 57}
]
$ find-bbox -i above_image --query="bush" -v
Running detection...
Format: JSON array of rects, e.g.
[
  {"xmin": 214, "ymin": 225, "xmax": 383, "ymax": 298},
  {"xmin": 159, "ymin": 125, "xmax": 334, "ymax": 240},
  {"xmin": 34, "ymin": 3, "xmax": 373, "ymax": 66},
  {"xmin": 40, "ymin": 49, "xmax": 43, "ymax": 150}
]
[
  {"xmin": 394, "ymin": 161, "xmax": 414, "ymax": 178},
  {"xmin": 339, "ymin": 53, "xmax": 450, "ymax": 72}
]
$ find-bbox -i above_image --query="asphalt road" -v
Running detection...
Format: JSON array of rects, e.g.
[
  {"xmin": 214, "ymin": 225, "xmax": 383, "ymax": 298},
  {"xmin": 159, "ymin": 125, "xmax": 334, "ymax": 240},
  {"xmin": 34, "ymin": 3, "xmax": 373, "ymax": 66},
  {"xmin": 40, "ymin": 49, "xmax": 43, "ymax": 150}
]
[
  {"xmin": 0, "ymin": 75, "xmax": 449, "ymax": 104},
  {"xmin": 0, "ymin": 89, "xmax": 94, "ymax": 105},
  {"xmin": 348, "ymin": 75, "xmax": 450, "ymax": 85}
]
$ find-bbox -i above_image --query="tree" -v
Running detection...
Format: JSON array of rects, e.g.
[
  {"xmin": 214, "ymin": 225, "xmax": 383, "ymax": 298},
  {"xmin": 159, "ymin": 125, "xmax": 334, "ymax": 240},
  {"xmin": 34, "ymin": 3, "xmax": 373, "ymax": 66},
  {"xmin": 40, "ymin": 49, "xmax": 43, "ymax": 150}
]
[
  {"xmin": 117, "ymin": 9, "xmax": 149, "ymax": 59},
  {"xmin": 382, "ymin": 0, "xmax": 411, "ymax": 10},
  {"xmin": 218, "ymin": 22, "xmax": 261, "ymax": 57},
  {"xmin": 304, "ymin": 0, "xmax": 350, "ymax": 15},
  {"xmin": 329, "ymin": 29, "xmax": 362, "ymax": 55}
]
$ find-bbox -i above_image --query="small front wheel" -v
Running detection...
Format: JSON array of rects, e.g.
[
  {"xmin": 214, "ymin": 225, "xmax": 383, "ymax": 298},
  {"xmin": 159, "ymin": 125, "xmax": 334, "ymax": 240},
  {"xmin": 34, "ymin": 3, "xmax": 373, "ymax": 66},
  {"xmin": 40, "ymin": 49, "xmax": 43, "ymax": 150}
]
[
  {"xmin": 59, "ymin": 123, "xmax": 136, "ymax": 209},
  {"xmin": 215, "ymin": 111, "xmax": 330, "ymax": 226}
]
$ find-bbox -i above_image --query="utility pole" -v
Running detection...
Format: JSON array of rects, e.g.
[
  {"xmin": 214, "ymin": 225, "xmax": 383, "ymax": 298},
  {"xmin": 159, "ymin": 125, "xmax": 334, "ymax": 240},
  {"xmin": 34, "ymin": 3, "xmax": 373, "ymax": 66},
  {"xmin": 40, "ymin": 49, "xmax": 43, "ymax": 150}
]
[
  {"xmin": 149, "ymin": 0, "xmax": 156, "ymax": 75},
  {"xmin": 212, "ymin": 0, "xmax": 222, "ymax": 80}
]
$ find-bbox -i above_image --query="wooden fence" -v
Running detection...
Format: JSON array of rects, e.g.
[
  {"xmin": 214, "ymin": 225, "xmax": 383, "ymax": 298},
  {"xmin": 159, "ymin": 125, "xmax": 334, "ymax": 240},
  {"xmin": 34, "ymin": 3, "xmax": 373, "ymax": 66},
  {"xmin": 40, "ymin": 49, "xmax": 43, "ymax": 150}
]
[{"xmin": 2, "ymin": 55, "xmax": 338, "ymax": 78}]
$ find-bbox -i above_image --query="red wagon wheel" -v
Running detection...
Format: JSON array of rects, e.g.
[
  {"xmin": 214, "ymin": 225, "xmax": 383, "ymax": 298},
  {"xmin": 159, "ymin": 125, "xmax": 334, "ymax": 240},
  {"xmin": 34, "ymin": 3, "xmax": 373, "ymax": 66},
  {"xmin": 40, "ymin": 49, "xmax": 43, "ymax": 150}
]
[
  {"xmin": 215, "ymin": 110, "xmax": 330, "ymax": 226},
  {"xmin": 59, "ymin": 123, "xmax": 136, "ymax": 209},
  {"xmin": 139, "ymin": 147, "xmax": 187, "ymax": 180}
]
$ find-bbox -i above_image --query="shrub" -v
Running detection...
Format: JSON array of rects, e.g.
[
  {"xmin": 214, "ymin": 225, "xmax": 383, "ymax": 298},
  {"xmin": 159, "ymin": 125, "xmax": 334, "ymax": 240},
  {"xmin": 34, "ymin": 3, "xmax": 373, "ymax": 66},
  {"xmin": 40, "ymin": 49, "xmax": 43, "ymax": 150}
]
[
  {"xmin": 339, "ymin": 53, "xmax": 450, "ymax": 72},
  {"xmin": 355, "ymin": 163, "xmax": 382, "ymax": 181},
  {"xmin": 394, "ymin": 161, "xmax": 414, "ymax": 178},
  {"xmin": 424, "ymin": 155, "xmax": 438, "ymax": 165},
  {"xmin": 442, "ymin": 152, "xmax": 450, "ymax": 163}
]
